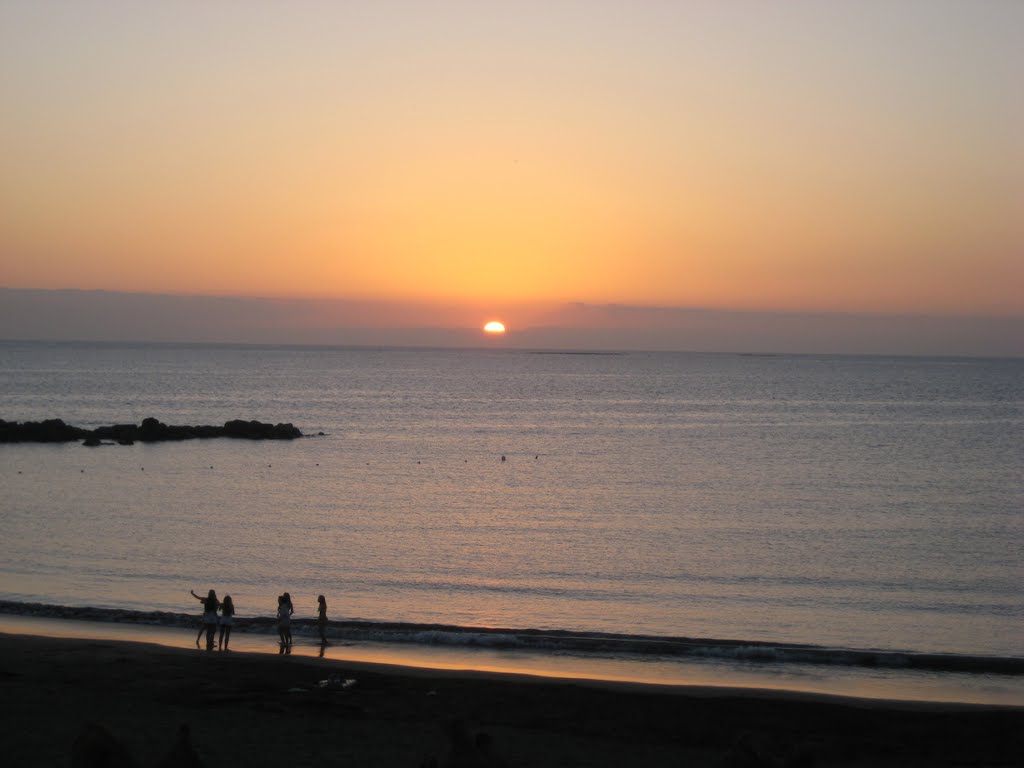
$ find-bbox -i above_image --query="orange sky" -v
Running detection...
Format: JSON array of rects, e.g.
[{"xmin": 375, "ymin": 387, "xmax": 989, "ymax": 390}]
[{"xmin": 1, "ymin": 2, "xmax": 1022, "ymax": 319}]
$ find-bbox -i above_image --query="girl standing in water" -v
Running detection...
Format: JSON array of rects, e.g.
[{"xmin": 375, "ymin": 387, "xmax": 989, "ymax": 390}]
[
  {"xmin": 282, "ymin": 592, "xmax": 294, "ymax": 645},
  {"xmin": 277, "ymin": 594, "xmax": 293, "ymax": 647},
  {"xmin": 317, "ymin": 595, "xmax": 328, "ymax": 644},
  {"xmin": 218, "ymin": 595, "xmax": 235, "ymax": 651}
]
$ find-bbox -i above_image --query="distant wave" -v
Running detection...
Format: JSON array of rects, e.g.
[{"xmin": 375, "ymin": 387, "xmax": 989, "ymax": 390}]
[{"xmin": 3, "ymin": 600, "xmax": 1021, "ymax": 676}]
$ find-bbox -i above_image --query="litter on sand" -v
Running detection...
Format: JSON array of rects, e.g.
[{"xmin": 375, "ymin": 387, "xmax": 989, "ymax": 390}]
[{"xmin": 317, "ymin": 674, "xmax": 357, "ymax": 690}]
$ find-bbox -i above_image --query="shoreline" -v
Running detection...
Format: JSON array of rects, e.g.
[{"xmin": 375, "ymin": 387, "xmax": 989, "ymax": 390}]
[
  {"xmin": 3, "ymin": 612, "xmax": 1022, "ymax": 708},
  {"xmin": 2, "ymin": 631, "xmax": 1021, "ymax": 767},
  {"xmin": 6, "ymin": 599, "xmax": 1021, "ymax": 675}
]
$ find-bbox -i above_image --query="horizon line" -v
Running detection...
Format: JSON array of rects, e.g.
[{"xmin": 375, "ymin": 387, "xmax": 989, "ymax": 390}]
[
  {"xmin": 2, "ymin": 337, "xmax": 1021, "ymax": 362},
  {"xmin": 2, "ymin": 285, "xmax": 1022, "ymax": 321}
]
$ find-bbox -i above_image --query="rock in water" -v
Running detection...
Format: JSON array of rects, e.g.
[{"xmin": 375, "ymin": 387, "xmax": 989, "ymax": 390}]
[{"xmin": 0, "ymin": 417, "xmax": 303, "ymax": 443}]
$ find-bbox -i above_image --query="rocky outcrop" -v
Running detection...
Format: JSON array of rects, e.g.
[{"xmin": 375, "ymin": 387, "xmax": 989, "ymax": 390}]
[
  {"xmin": 0, "ymin": 417, "xmax": 303, "ymax": 443},
  {"xmin": 0, "ymin": 418, "xmax": 88, "ymax": 442},
  {"xmin": 222, "ymin": 419, "xmax": 303, "ymax": 440}
]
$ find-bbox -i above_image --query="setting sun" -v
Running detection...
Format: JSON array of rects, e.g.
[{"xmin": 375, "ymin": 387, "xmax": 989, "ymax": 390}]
[{"xmin": 483, "ymin": 321, "xmax": 506, "ymax": 334}]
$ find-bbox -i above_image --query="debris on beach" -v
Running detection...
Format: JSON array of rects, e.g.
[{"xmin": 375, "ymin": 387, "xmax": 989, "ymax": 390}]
[{"xmin": 317, "ymin": 674, "xmax": 357, "ymax": 690}]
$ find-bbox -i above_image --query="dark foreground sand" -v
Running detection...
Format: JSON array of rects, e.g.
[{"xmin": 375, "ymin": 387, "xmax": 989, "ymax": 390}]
[{"xmin": 1, "ymin": 633, "xmax": 1020, "ymax": 767}]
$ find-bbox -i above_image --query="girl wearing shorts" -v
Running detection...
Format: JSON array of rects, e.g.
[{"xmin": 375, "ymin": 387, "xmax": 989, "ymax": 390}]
[
  {"xmin": 190, "ymin": 589, "xmax": 220, "ymax": 651},
  {"xmin": 277, "ymin": 594, "xmax": 293, "ymax": 647},
  {"xmin": 218, "ymin": 595, "xmax": 235, "ymax": 651}
]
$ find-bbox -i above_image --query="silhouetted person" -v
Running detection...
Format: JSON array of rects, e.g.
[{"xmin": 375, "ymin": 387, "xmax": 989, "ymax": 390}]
[
  {"xmin": 73, "ymin": 722, "xmax": 207, "ymax": 768},
  {"xmin": 283, "ymin": 592, "xmax": 294, "ymax": 643},
  {"xmin": 276, "ymin": 595, "xmax": 286, "ymax": 645},
  {"xmin": 192, "ymin": 597, "xmax": 207, "ymax": 648},
  {"xmin": 190, "ymin": 589, "xmax": 219, "ymax": 651},
  {"xmin": 277, "ymin": 594, "xmax": 293, "ymax": 648},
  {"xmin": 154, "ymin": 724, "xmax": 206, "ymax": 768},
  {"xmin": 436, "ymin": 719, "xmax": 510, "ymax": 768},
  {"xmin": 317, "ymin": 594, "xmax": 328, "ymax": 644},
  {"xmin": 218, "ymin": 595, "xmax": 234, "ymax": 651},
  {"xmin": 72, "ymin": 723, "xmax": 138, "ymax": 768}
]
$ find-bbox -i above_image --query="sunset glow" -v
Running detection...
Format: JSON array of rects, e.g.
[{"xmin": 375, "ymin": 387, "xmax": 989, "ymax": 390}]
[
  {"xmin": 483, "ymin": 321, "xmax": 506, "ymax": 335},
  {"xmin": 0, "ymin": 2, "xmax": 1021, "ymax": 353}
]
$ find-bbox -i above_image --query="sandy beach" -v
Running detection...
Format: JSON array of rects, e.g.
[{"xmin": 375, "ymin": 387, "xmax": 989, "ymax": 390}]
[{"xmin": 1, "ymin": 632, "xmax": 1020, "ymax": 767}]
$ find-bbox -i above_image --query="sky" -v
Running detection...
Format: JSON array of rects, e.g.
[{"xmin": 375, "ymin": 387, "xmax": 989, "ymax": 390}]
[{"xmin": 1, "ymin": 2, "xmax": 1022, "ymax": 352}]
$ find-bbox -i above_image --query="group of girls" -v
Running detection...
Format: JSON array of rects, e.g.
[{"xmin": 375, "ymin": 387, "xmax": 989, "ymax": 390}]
[
  {"xmin": 189, "ymin": 589, "xmax": 235, "ymax": 651},
  {"xmin": 276, "ymin": 593, "xmax": 330, "ymax": 647},
  {"xmin": 191, "ymin": 590, "xmax": 329, "ymax": 652}
]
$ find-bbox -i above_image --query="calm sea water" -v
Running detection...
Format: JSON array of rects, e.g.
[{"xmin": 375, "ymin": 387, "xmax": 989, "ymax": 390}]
[{"xmin": 1, "ymin": 341, "xmax": 1021, "ymax": 675}]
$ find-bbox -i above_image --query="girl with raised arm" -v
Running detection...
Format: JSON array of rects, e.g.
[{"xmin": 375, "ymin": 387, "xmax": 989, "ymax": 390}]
[{"xmin": 190, "ymin": 589, "xmax": 220, "ymax": 651}]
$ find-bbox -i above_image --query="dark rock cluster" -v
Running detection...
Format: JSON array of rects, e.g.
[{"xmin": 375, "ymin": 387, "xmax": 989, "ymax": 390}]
[
  {"xmin": 0, "ymin": 418, "xmax": 86, "ymax": 442},
  {"xmin": 221, "ymin": 419, "xmax": 303, "ymax": 440},
  {"xmin": 0, "ymin": 417, "xmax": 303, "ymax": 444}
]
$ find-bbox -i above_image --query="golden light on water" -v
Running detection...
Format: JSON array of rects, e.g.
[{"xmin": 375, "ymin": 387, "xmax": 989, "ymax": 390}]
[{"xmin": 483, "ymin": 321, "xmax": 506, "ymax": 335}]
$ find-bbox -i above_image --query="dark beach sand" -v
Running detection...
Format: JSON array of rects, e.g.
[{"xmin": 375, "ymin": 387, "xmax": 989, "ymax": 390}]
[{"xmin": 1, "ymin": 633, "xmax": 1020, "ymax": 767}]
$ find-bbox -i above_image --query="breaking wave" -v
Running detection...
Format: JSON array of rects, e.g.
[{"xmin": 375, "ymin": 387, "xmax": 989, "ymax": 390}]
[{"xmin": 2, "ymin": 600, "xmax": 1021, "ymax": 676}]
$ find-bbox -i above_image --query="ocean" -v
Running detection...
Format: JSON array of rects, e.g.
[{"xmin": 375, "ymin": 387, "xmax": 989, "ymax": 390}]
[{"xmin": 1, "ymin": 340, "xmax": 1021, "ymax": 703}]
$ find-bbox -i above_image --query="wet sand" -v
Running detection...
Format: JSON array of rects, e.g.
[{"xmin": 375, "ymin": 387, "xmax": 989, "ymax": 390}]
[{"xmin": 1, "ymin": 632, "xmax": 1021, "ymax": 767}]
